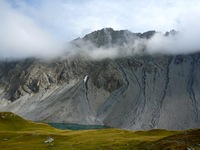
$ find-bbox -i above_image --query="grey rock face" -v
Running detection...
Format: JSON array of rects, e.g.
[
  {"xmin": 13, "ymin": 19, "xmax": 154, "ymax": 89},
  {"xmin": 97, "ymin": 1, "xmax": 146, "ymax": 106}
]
[
  {"xmin": 0, "ymin": 28, "xmax": 200, "ymax": 130},
  {"xmin": 82, "ymin": 28, "xmax": 156, "ymax": 47}
]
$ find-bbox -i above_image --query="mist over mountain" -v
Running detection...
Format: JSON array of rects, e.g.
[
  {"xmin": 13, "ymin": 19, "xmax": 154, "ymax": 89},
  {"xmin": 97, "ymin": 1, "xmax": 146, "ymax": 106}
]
[
  {"xmin": 63, "ymin": 28, "xmax": 200, "ymax": 61},
  {"xmin": 0, "ymin": 28, "xmax": 200, "ymax": 130}
]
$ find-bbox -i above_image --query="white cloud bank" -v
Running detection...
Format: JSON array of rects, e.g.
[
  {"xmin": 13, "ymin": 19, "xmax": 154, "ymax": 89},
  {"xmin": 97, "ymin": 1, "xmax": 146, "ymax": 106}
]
[
  {"xmin": 0, "ymin": 1, "xmax": 63, "ymax": 59},
  {"xmin": 0, "ymin": 0, "xmax": 200, "ymax": 60}
]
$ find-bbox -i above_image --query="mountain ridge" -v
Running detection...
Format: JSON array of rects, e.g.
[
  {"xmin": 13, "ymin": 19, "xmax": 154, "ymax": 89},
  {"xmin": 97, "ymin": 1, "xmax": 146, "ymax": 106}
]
[
  {"xmin": 0, "ymin": 28, "xmax": 200, "ymax": 130},
  {"xmin": 82, "ymin": 28, "xmax": 156, "ymax": 47}
]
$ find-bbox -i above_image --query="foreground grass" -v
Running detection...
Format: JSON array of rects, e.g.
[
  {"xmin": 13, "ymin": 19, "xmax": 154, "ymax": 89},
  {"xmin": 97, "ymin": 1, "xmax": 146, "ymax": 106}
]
[{"xmin": 0, "ymin": 112, "xmax": 200, "ymax": 150}]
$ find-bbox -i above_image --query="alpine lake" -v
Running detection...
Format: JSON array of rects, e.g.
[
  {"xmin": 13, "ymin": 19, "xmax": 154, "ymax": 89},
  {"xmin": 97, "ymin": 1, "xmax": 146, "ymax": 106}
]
[{"xmin": 47, "ymin": 123, "xmax": 111, "ymax": 130}]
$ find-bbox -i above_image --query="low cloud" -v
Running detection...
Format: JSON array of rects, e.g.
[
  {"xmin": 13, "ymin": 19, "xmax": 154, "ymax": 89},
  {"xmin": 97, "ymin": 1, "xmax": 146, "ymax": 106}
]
[
  {"xmin": 1, "ymin": 0, "xmax": 200, "ymax": 60},
  {"xmin": 0, "ymin": 1, "xmax": 63, "ymax": 60},
  {"xmin": 68, "ymin": 29, "xmax": 200, "ymax": 60}
]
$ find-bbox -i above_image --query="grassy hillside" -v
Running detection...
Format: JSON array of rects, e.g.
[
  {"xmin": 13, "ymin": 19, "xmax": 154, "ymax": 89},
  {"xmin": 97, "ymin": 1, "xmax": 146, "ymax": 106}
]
[
  {"xmin": 0, "ymin": 112, "xmax": 57, "ymax": 131},
  {"xmin": 0, "ymin": 112, "xmax": 200, "ymax": 150}
]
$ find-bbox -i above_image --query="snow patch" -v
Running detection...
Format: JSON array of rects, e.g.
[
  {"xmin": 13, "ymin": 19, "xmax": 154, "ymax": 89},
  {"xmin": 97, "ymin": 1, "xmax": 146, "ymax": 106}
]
[{"xmin": 84, "ymin": 75, "xmax": 88, "ymax": 83}]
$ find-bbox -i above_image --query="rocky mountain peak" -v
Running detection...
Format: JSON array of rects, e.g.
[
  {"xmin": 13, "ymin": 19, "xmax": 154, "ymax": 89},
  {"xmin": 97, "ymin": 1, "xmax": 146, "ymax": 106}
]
[
  {"xmin": 82, "ymin": 28, "xmax": 137, "ymax": 47},
  {"xmin": 140, "ymin": 30, "xmax": 156, "ymax": 39},
  {"xmin": 78, "ymin": 28, "xmax": 160, "ymax": 52},
  {"xmin": 165, "ymin": 29, "xmax": 177, "ymax": 36}
]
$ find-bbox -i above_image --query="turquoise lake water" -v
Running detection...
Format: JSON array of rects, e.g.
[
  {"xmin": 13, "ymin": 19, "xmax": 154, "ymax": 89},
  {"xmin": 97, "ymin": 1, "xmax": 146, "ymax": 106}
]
[{"xmin": 47, "ymin": 123, "xmax": 111, "ymax": 130}]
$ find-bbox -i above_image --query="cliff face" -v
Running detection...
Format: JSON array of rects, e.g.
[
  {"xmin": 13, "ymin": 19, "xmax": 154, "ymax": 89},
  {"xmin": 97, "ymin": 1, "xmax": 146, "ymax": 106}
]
[{"xmin": 0, "ymin": 28, "xmax": 200, "ymax": 130}]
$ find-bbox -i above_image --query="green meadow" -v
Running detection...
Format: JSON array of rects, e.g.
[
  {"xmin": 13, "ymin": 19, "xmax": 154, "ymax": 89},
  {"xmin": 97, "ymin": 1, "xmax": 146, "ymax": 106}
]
[{"xmin": 0, "ymin": 112, "xmax": 200, "ymax": 150}]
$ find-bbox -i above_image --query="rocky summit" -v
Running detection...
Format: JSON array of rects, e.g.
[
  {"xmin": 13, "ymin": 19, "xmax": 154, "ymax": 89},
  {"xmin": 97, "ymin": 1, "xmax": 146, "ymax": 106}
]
[{"xmin": 0, "ymin": 28, "xmax": 200, "ymax": 130}]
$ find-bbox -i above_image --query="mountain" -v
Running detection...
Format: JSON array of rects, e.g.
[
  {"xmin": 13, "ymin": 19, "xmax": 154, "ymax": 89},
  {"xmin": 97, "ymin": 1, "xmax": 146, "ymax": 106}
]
[{"xmin": 0, "ymin": 28, "xmax": 200, "ymax": 130}]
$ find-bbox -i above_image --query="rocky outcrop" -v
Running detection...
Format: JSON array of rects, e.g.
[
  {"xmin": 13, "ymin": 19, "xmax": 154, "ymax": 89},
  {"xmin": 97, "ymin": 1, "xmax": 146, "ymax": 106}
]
[{"xmin": 0, "ymin": 28, "xmax": 200, "ymax": 130}]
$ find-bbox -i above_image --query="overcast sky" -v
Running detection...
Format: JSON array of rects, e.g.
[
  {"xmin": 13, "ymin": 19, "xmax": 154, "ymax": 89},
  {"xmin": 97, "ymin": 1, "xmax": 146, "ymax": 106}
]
[{"xmin": 1, "ymin": 0, "xmax": 200, "ymax": 59}]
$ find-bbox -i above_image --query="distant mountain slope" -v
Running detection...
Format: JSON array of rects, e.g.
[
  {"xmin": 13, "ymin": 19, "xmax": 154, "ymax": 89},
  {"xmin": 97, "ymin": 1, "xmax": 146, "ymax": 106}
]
[{"xmin": 0, "ymin": 28, "xmax": 200, "ymax": 130}]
